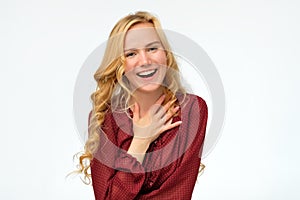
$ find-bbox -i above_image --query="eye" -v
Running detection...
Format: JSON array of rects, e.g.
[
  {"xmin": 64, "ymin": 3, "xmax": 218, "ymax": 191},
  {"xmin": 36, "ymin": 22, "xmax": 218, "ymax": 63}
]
[
  {"xmin": 125, "ymin": 52, "xmax": 136, "ymax": 58},
  {"xmin": 148, "ymin": 47, "xmax": 158, "ymax": 52}
]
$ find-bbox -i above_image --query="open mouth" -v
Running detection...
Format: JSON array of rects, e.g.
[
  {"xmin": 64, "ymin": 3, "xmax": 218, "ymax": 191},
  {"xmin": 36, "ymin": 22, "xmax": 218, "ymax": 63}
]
[{"xmin": 136, "ymin": 69, "xmax": 158, "ymax": 78}]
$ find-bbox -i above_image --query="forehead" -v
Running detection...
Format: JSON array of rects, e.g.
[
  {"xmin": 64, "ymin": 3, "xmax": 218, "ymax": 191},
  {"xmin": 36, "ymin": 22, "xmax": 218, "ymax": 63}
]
[{"xmin": 124, "ymin": 23, "xmax": 161, "ymax": 50}]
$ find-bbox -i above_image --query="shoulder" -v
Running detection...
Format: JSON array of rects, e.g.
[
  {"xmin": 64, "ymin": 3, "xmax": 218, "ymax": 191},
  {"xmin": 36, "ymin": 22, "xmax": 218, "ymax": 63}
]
[
  {"xmin": 179, "ymin": 93, "xmax": 208, "ymax": 112},
  {"xmin": 88, "ymin": 109, "xmax": 116, "ymax": 130},
  {"xmin": 186, "ymin": 93, "xmax": 207, "ymax": 105}
]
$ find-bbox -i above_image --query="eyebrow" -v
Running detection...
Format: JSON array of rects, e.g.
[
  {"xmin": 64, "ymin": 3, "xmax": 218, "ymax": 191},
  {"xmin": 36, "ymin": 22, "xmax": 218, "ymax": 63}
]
[{"xmin": 124, "ymin": 41, "xmax": 161, "ymax": 51}]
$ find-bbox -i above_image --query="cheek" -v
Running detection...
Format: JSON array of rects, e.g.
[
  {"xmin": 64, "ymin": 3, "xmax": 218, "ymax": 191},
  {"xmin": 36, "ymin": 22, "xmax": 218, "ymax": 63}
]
[
  {"xmin": 124, "ymin": 61, "xmax": 134, "ymax": 73},
  {"xmin": 157, "ymin": 51, "xmax": 168, "ymax": 65}
]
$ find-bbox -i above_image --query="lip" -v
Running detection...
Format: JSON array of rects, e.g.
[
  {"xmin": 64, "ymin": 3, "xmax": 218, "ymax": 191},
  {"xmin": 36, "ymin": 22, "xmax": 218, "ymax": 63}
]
[
  {"xmin": 135, "ymin": 68, "xmax": 159, "ymax": 80},
  {"xmin": 135, "ymin": 67, "xmax": 158, "ymax": 75}
]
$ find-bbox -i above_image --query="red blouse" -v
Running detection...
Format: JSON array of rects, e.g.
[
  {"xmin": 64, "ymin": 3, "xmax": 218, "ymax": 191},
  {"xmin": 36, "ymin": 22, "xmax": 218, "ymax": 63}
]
[{"xmin": 90, "ymin": 94, "xmax": 208, "ymax": 200}]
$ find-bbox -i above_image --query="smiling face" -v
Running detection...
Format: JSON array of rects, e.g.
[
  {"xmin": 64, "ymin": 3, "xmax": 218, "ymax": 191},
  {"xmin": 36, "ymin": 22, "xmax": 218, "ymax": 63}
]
[{"xmin": 123, "ymin": 22, "xmax": 168, "ymax": 93}]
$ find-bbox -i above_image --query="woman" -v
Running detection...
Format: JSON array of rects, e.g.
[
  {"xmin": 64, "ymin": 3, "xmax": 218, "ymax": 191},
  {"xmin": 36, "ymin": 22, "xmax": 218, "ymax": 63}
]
[{"xmin": 77, "ymin": 11, "xmax": 208, "ymax": 199}]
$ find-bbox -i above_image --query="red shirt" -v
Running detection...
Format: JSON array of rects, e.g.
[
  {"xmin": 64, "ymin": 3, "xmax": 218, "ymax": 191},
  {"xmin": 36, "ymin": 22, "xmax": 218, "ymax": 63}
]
[{"xmin": 90, "ymin": 94, "xmax": 208, "ymax": 200}]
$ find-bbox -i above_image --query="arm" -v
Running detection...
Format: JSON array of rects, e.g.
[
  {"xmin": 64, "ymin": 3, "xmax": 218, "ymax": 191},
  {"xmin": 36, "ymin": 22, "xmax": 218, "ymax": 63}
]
[
  {"xmin": 127, "ymin": 138, "xmax": 150, "ymax": 164},
  {"xmin": 90, "ymin": 95, "xmax": 197, "ymax": 199},
  {"xmin": 89, "ymin": 111, "xmax": 146, "ymax": 200},
  {"xmin": 137, "ymin": 96, "xmax": 208, "ymax": 199},
  {"xmin": 159, "ymin": 97, "xmax": 208, "ymax": 199}
]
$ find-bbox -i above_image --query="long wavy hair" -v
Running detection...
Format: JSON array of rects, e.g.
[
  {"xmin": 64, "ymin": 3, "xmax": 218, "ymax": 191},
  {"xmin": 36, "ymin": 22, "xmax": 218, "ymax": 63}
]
[{"xmin": 76, "ymin": 11, "xmax": 189, "ymax": 184}]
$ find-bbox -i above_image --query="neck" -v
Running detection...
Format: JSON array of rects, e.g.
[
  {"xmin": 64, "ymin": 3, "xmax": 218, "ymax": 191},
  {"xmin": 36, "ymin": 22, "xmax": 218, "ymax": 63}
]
[{"xmin": 130, "ymin": 87, "xmax": 164, "ymax": 117}]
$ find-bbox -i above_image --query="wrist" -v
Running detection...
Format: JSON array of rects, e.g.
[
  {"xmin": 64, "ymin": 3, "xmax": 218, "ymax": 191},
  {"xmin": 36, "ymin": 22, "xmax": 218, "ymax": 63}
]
[{"xmin": 128, "ymin": 137, "xmax": 151, "ymax": 154}]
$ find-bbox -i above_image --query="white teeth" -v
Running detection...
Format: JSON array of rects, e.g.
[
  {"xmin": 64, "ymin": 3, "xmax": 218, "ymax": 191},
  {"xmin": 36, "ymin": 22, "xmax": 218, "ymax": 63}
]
[{"xmin": 137, "ymin": 69, "xmax": 156, "ymax": 76}]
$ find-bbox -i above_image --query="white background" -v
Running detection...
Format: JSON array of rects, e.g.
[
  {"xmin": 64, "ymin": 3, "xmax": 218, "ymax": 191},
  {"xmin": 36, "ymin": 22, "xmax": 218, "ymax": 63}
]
[{"xmin": 1, "ymin": 0, "xmax": 299, "ymax": 199}]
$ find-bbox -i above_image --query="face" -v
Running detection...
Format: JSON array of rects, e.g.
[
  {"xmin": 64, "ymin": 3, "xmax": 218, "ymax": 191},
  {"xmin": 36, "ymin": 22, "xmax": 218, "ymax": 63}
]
[{"xmin": 123, "ymin": 22, "xmax": 168, "ymax": 93}]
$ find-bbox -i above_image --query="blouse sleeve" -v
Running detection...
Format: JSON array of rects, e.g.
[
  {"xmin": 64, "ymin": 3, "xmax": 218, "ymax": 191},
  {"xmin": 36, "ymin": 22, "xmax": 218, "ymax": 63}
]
[
  {"xmin": 140, "ymin": 96, "xmax": 208, "ymax": 199},
  {"xmin": 89, "ymin": 111, "xmax": 146, "ymax": 200}
]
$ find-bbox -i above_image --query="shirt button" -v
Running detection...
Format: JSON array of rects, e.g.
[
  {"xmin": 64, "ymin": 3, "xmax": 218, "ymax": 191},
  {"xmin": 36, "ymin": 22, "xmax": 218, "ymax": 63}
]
[
  {"xmin": 148, "ymin": 180, "xmax": 154, "ymax": 187},
  {"xmin": 154, "ymin": 138, "xmax": 160, "ymax": 145}
]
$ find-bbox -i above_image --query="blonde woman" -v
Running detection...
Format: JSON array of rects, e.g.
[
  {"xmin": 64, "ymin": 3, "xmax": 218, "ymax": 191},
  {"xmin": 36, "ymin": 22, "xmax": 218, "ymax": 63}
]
[{"xmin": 77, "ymin": 11, "xmax": 208, "ymax": 199}]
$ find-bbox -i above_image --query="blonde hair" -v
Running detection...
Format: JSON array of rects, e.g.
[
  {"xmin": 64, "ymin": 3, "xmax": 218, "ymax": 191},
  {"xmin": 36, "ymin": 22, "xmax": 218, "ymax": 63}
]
[{"xmin": 76, "ymin": 11, "xmax": 187, "ymax": 184}]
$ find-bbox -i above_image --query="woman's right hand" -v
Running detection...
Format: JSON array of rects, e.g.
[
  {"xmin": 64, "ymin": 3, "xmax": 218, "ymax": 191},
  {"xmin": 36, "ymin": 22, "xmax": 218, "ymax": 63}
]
[{"xmin": 132, "ymin": 95, "xmax": 182, "ymax": 144}]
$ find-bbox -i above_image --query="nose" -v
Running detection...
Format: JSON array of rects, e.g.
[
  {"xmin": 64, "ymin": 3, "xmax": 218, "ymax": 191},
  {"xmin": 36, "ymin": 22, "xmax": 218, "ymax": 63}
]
[{"xmin": 139, "ymin": 49, "xmax": 151, "ymax": 66}]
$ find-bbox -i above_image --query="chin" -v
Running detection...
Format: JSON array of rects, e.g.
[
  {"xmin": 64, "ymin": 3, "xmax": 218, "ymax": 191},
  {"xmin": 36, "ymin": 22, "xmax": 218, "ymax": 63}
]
[{"xmin": 135, "ymin": 83, "xmax": 163, "ymax": 93}]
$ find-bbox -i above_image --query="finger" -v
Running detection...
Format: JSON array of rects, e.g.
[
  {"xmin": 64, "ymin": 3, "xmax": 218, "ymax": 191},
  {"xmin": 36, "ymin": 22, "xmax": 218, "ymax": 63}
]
[
  {"xmin": 133, "ymin": 102, "xmax": 140, "ymax": 122},
  {"xmin": 165, "ymin": 116, "xmax": 173, "ymax": 125},
  {"xmin": 162, "ymin": 101, "xmax": 172, "ymax": 112},
  {"xmin": 155, "ymin": 94, "xmax": 165, "ymax": 105},
  {"xmin": 168, "ymin": 121, "xmax": 182, "ymax": 129},
  {"xmin": 162, "ymin": 120, "xmax": 182, "ymax": 132},
  {"xmin": 164, "ymin": 106, "xmax": 180, "ymax": 121},
  {"xmin": 152, "ymin": 94, "xmax": 165, "ymax": 113},
  {"xmin": 156, "ymin": 101, "xmax": 171, "ymax": 119},
  {"xmin": 159, "ymin": 105, "xmax": 179, "ymax": 123}
]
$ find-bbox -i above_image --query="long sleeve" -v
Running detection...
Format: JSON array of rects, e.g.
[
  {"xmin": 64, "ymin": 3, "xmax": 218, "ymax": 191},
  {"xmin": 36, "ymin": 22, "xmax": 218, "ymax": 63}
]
[
  {"xmin": 136, "ymin": 95, "xmax": 208, "ymax": 200},
  {"xmin": 89, "ymin": 111, "xmax": 146, "ymax": 200},
  {"xmin": 89, "ymin": 94, "xmax": 208, "ymax": 200}
]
